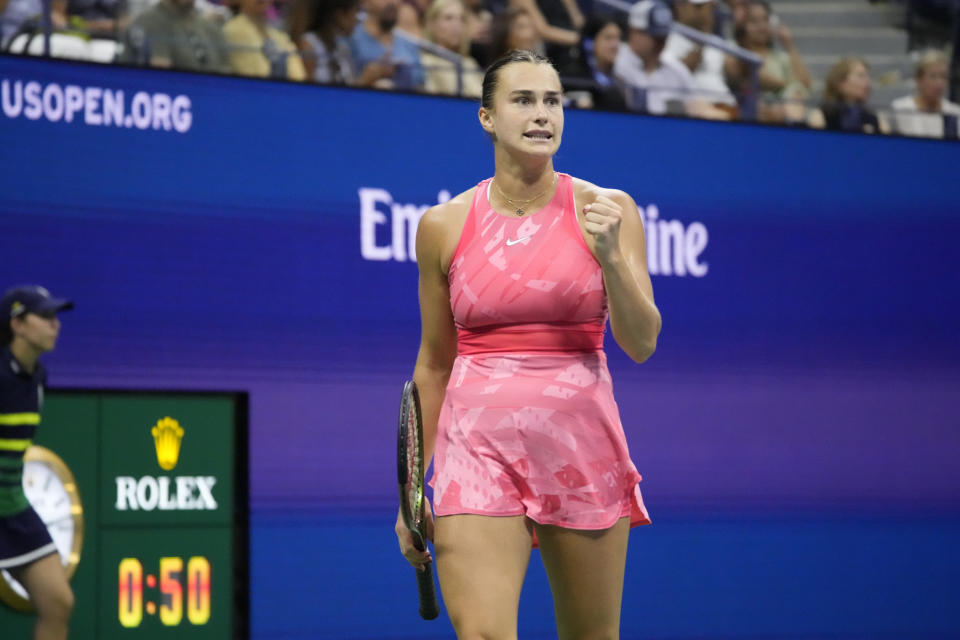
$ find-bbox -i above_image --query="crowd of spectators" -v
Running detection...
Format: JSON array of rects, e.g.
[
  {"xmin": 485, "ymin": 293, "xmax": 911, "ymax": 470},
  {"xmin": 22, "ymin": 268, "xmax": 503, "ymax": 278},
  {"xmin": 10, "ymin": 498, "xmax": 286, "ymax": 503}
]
[{"xmin": 0, "ymin": 0, "xmax": 957, "ymax": 139}]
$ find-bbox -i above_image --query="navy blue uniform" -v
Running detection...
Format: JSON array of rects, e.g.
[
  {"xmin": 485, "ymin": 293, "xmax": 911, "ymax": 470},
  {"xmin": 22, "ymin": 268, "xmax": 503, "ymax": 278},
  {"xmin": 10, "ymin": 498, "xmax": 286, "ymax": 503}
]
[{"xmin": 0, "ymin": 346, "xmax": 56, "ymax": 569}]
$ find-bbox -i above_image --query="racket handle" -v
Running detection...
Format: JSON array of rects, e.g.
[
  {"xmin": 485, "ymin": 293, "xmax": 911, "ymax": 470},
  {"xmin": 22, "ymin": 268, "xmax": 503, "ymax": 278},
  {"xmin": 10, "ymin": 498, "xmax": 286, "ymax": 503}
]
[{"xmin": 416, "ymin": 563, "xmax": 440, "ymax": 620}]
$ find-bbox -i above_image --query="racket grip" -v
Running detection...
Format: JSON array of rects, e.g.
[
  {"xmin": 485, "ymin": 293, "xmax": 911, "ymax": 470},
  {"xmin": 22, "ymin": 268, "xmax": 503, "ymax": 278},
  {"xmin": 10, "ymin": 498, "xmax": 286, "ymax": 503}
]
[{"xmin": 416, "ymin": 563, "xmax": 440, "ymax": 620}]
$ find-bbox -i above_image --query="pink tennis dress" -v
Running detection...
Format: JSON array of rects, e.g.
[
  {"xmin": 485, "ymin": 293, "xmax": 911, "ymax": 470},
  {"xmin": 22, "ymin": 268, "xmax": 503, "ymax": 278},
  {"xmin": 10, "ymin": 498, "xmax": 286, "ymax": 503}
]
[{"xmin": 430, "ymin": 173, "xmax": 650, "ymax": 535}]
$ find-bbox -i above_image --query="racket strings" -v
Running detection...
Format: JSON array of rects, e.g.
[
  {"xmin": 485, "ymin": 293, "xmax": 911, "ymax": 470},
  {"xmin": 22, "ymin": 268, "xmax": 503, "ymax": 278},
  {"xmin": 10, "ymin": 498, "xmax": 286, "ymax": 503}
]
[{"xmin": 406, "ymin": 407, "xmax": 424, "ymax": 529}]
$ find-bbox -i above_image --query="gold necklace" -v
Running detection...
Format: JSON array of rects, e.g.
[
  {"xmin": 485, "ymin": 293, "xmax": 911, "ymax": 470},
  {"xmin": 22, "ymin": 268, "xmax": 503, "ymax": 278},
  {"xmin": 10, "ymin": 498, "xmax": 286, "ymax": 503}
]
[{"xmin": 493, "ymin": 173, "xmax": 557, "ymax": 216}]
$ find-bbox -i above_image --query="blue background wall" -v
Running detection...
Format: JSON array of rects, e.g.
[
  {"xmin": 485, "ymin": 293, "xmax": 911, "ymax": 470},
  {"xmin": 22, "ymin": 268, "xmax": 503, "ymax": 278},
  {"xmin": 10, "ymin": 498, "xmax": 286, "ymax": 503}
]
[{"xmin": 2, "ymin": 54, "xmax": 959, "ymax": 638}]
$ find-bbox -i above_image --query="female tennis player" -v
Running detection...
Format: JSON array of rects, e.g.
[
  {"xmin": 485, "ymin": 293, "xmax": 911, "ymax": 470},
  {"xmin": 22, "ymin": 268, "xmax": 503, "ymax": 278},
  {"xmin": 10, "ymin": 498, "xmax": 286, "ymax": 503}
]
[
  {"xmin": 395, "ymin": 49, "xmax": 661, "ymax": 639},
  {"xmin": 0, "ymin": 285, "xmax": 74, "ymax": 640}
]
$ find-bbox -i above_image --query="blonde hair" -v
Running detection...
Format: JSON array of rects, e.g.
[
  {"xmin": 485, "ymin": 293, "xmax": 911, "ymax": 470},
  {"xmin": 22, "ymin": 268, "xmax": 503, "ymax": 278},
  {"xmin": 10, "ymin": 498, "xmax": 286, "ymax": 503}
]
[
  {"xmin": 915, "ymin": 49, "xmax": 949, "ymax": 79},
  {"xmin": 423, "ymin": 0, "xmax": 470, "ymax": 56},
  {"xmin": 823, "ymin": 57, "xmax": 869, "ymax": 105}
]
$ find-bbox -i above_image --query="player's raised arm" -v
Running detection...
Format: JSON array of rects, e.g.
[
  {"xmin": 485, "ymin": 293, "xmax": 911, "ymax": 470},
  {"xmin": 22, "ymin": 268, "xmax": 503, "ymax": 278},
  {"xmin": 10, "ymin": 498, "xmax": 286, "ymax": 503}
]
[{"xmin": 582, "ymin": 189, "xmax": 661, "ymax": 362}]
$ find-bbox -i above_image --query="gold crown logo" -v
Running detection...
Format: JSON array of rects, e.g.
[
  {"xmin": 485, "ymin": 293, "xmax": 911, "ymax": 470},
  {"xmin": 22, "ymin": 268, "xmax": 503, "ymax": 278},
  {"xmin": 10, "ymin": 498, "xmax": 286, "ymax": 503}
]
[{"xmin": 151, "ymin": 417, "xmax": 184, "ymax": 471}]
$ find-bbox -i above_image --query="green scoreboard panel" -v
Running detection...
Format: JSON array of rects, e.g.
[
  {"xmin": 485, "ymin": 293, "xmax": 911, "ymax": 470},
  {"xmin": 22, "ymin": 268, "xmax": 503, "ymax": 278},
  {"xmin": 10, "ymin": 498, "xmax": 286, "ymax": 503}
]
[{"xmin": 0, "ymin": 390, "xmax": 249, "ymax": 639}]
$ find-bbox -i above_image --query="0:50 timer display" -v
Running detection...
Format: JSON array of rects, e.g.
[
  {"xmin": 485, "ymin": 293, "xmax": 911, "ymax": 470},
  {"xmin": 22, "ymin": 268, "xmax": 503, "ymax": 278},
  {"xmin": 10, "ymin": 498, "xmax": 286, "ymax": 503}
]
[{"xmin": 118, "ymin": 556, "xmax": 211, "ymax": 628}]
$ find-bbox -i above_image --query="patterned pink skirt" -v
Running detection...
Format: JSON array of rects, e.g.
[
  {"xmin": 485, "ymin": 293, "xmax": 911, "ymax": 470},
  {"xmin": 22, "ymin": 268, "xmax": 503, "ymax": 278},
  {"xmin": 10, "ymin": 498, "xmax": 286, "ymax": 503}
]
[{"xmin": 430, "ymin": 351, "xmax": 650, "ymax": 539}]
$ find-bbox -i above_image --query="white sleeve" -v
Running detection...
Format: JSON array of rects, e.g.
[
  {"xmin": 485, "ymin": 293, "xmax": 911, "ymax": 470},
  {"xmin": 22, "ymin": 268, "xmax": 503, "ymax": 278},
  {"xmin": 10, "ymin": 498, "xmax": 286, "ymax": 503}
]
[
  {"xmin": 662, "ymin": 33, "xmax": 692, "ymax": 63},
  {"xmin": 890, "ymin": 95, "xmax": 912, "ymax": 111},
  {"xmin": 662, "ymin": 57, "xmax": 695, "ymax": 92},
  {"xmin": 612, "ymin": 45, "xmax": 635, "ymax": 87}
]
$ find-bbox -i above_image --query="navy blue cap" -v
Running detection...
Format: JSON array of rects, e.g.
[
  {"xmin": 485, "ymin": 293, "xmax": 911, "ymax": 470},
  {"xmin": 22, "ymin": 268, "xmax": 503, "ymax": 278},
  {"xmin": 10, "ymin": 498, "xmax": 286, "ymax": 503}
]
[
  {"xmin": 1, "ymin": 285, "xmax": 74, "ymax": 320},
  {"xmin": 629, "ymin": 0, "xmax": 673, "ymax": 37}
]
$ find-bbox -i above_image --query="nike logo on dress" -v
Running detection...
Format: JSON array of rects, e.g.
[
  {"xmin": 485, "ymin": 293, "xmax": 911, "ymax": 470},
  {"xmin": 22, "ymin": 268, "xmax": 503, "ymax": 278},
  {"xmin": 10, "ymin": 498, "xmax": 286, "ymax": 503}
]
[{"xmin": 506, "ymin": 235, "xmax": 532, "ymax": 246}]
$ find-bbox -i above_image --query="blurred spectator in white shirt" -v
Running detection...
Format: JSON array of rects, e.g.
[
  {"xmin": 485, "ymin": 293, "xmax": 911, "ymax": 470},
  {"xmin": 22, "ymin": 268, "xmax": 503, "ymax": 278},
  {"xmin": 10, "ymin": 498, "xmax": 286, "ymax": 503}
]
[
  {"xmin": 891, "ymin": 50, "xmax": 960, "ymax": 139},
  {"xmin": 663, "ymin": 0, "xmax": 736, "ymax": 113},
  {"xmin": 613, "ymin": 0, "xmax": 694, "ymax": 115}
]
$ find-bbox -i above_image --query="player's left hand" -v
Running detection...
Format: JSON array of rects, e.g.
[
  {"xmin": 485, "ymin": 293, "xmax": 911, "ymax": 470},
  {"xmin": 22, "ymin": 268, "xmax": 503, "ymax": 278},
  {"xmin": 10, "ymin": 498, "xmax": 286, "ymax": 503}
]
[
  {"xmin": 583, "ymin": 195, "xmax": 623, "ymax": 265},
  {"xmin": 395, "ymin": 499, "xmax": 435, "ymax": 572}
]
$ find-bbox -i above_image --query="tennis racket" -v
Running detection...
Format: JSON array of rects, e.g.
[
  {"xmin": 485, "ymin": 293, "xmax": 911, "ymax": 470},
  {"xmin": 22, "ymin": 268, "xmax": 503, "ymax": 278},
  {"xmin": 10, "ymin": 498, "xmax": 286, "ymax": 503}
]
[{"xmin": 397, "ymin": 380, "xmax": 441, "ymax": 621}]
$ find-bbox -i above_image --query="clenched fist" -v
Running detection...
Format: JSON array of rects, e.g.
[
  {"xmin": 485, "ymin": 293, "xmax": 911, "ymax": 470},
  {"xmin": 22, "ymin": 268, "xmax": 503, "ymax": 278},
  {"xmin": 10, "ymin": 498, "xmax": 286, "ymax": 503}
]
[{"xmin": 583, "ymin": 195, "xmax": 624, "ymax": 265}]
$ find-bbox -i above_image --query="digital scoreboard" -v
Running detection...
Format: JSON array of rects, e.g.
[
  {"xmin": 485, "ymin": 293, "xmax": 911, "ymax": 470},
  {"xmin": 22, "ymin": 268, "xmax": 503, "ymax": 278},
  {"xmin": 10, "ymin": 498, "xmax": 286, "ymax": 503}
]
[{"xmin": 0, "ymin": 391, "xmax": 249, "ymax": 639}]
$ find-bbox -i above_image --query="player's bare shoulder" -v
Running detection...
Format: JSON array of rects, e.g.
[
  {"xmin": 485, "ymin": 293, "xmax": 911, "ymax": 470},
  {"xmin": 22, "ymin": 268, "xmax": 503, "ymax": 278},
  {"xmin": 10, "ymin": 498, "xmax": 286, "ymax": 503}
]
[
  {"xmin": 570, "ymin": 176, "xmax": 636, "ymax": 211},
  {"xmin": 421, "ymin": 187, "xmax": 475, "ymax": 228},
  {"xmin": 417, "ymin": 186, "xmax": 477, "ymax": 272}
]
